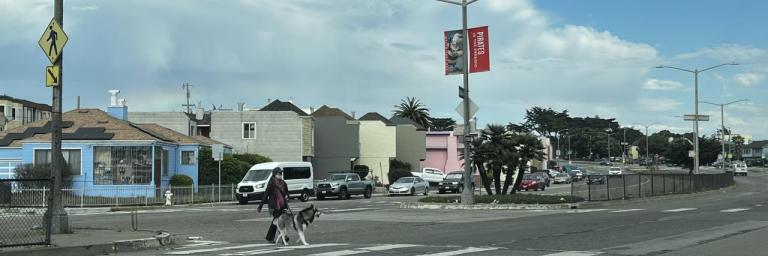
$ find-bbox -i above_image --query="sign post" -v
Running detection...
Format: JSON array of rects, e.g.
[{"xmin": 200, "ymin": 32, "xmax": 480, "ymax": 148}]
[{"xmin": 212, "ymin": 144, "xmax": 224, "ymax": 202}]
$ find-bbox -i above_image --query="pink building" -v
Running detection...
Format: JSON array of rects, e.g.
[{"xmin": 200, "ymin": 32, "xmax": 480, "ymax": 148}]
[{"xmin": 421, "ymin": 131, "xmax": 464, "ymax": 173}]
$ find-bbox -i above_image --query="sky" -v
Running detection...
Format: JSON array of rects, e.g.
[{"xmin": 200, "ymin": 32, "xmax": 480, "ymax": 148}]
[{"xmin": 1, "ymin": 0, "xmax": 767, "ymax": 139}]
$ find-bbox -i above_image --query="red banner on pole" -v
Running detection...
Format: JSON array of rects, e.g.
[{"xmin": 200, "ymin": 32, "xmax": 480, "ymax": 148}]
[{"xmin": 468, "ymin": 26, "xmax": 489, "ymax": 73}]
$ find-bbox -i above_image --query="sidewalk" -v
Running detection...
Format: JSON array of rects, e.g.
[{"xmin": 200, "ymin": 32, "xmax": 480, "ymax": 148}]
[{"xmin": 0, "ymin": 228, "xmax": 172, "ymax": 256}]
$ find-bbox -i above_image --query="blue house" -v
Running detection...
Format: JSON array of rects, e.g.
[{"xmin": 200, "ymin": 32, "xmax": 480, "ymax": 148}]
[{"xmin": 0, "ymin": 97, "xmax": 229, "ymax": 198}]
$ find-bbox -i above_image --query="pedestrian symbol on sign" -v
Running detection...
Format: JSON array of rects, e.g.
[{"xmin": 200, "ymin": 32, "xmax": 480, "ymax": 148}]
[{"xmin": 46, "ymin": 25, "xmax": 59, "ymax": 57}]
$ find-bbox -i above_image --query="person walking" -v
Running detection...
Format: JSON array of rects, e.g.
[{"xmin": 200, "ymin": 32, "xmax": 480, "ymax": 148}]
[{"xmin": 257, "ymin": 167, "xmax": 289, "ymax": 243}]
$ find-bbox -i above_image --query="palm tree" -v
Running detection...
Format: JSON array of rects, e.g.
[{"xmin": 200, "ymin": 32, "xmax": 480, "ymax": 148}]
[
  {"xmin": 393, "ymin": 97, "xmax": 431, "ymax": 128},
  {"xmin": 509, "ymin": 134, "xmax": 544, "ymax": 194},
  {"xmin": 480, "ymin": 124, "xmax": 511, "ymax": 195},
  {"xmin": 463, "ymin": 138, "xmax": 494, "ymax": 195}
]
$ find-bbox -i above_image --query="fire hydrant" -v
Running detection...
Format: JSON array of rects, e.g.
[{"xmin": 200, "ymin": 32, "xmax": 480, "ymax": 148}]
[{"xmin": 164, "ymin": 190, "xmax": 173, "ymax": 206}]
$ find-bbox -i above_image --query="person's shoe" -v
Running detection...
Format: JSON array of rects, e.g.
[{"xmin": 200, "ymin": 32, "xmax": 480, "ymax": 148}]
[{"xmin": 286, "ymin": 236, "xmax": 290, "ymax": 242}]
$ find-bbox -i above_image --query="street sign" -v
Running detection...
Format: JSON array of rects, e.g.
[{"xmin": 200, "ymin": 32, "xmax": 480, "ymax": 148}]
[
  {"xmin": 45, "ymin": 65, "xmax": 60, "ymax": 87},
  {"xmin": 212, "ymin": 144, "xmax": 224, "ymax": 161},
  {"xmin": 683, "ymin": 114, "xmax": 709, "ymax": 121},
  {"xmin": 38, "ymin": 18, "xmax": 69, "ymax": 64},
  {"xmin": 458, "ymin": 86, "xmax": 466, "ymax": 99},
  {"xmin": 455, "ymin": 99, "xmax": 479, "ymax": 119}
]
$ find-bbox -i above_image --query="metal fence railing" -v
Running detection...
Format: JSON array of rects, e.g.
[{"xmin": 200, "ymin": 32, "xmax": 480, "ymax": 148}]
[
  {"xmin": 571, "ymin": 172, "xmax": 735, "ymax": 201},
  {"xmin": 0, "ymin": 179, "xmax": 52, "ymax": 248},
  {"xmin": 5, "ymin": 184, "xmax": 237, "ymax": 208}
]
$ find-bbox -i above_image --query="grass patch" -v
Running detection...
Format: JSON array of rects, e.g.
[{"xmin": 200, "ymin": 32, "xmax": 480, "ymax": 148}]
[{"xmin": 418, "ymin": 194, "xmax": 584, "ymax": 204}]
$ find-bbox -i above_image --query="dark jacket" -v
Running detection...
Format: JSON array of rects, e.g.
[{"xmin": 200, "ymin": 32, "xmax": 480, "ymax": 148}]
[{"xmin": 259, "ymin": 177, "xmax": 288, "ymax": 210}]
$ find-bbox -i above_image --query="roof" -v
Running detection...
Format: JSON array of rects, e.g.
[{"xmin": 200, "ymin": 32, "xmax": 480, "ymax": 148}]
[
  {"xmin": 745, "ymin": 140, "xmax": 768, "ymax": 149},
  {"xmin": 0, "ymin": 95, "xmax": 52, "ymax": 111},
  {"xmin": 358, "ymin": 112, "xmax": 394, "ymax": 125},
  {"xmin": 311, "ymin": 105, "xmax": 354, "ymax": 120},
  {"xmin": 0, "ymin": 109, "xmax": 215, "ymax": 147},
  {"xmin": 137, "ymin": 124, "xmax": 228, "ymax": 147},
  {"xmin": 389, "ymin": 116, "xmax": 425, "ymax": 130},
  {"xmin": 259, "ymin": 100, "xmax": 308, "ymax": 116}
]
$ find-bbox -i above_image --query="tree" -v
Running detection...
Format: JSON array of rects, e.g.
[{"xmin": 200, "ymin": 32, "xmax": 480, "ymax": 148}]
[
  {"xmin": 509, "ymin": 134, "xmax": 544, "ymax": 194},
  {"xmin": 668, "ymin": 138, "xmax": 693, "ymax": 171},
  {"xmin": 429, "ymin": 117, "xmax": 456, "ymax": 131},
  {"xmin": 522, "ymin": 107, "xmax": 569, "ymax": 137},
  {"xmin": 393, "ymin": 97, "xmax": 431, "ymax": 129},
  {"xmin": 732, "ymin": 135, "xmax": 745, "ymax": 160},
  {"xmin": 479, "ymin": 124, "xmax": 512, "ymax": 195},
  {"xmin": 198, "ymin": 148, "xmax": 252, "ymax": 185},
  {"xmin": 464, "ymin": 138, "xmax": 493, "ymax": 195},
  {"xmin": 388, "ymin": 159, "xmax": 413, "ymax": 185}
]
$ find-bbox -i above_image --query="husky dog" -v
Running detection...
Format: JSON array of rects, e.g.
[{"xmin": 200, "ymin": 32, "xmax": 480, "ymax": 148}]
[{"xmin": 273, "ymin": 204, "xmax": 322, "ymax": 246}]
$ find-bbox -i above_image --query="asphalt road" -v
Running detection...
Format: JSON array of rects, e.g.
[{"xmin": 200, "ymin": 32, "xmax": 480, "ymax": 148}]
[{"xmin": 58, "ymin": 169, "xmax": 768, "ymax": 256}]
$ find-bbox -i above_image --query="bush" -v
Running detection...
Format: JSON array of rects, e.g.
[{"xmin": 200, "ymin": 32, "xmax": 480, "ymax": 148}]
[
  {"xmin": 169, "ymin": 175, "xmax": 194, "ymax": 186},
  {"xmin": 233, "ymin": 153, "xmax": 272, "ymax": 166},
  {"xmin": 353, "ymin": 165, "xmax": 370, "ymax": 179},
  {"xmin": 390, "ymin": 159, "xmax": 412, "ymax": 171},
  {"xmin": 387, "ymin": 168, "xmax": 413, "ymax": 185},
  {"xmin": 198, "ymin": 148, "xmax": 252, "ymax": 185},
  {"xmin": 14, "ymin": 163, "xmax": 72, "ymax": 188},
  {"xmin": 418, "ymin": 194, "xmax": 584, "ymax": 204}
]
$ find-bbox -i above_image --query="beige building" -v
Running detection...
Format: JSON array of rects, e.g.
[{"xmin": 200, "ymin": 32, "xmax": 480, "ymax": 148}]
[
  {"xmin": 0, "ymin": 95, "xmax": 52, "ymax": 132},
  {"xmin": 357, "ymin": 113, "xmax": 397, "ymax": 184}
]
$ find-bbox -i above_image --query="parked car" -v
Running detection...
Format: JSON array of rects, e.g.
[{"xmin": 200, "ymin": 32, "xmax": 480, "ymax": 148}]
[
  {"xmin": 570, "ymin": 170, "xmax": 584, "ymax": 181},
  {"xmin": 546, "ymin": 169, "xmax": 561, "ymax": 178},
  {"xmin": 733, "ymin": 162, "xmax": 748, "ymax": 176},
  {"xmin": 411, "ymin": 168, "xmax": 446, "ymax": 183},
  {"xmin": 236, "ymin": 162, "xmax": 314, "ymax": 204},
  {"xmin": 600, "ymin": 161, "xmax": 613, "ymax": 166},
  {"xmin": 519, "ymin": 174, "xmax": 546, "ymax": 191},
  {"xmin": 531, "ymin": 172, "xmax": 551, "ymax": 187},
  {"xmin": 438, "ymin": 172, "xmax": 471, "ymax": 194},
  {"xmin": 388, "ymin": 177, "xmax": 429, "ymax": 196},
  {"xmin": 608, "ymin": 167, "xmax": 623, "ymax": 175},
  {"xmin": 586, "ymin": 173, "xmax": 605, "ymax": 185},
  {"xmin": 553, "ymin": 173, "xmax": 572, "ymax": 184},
  {"xmin": 315, "ymin": 173, "xmax": 374, "ymax": 200}
]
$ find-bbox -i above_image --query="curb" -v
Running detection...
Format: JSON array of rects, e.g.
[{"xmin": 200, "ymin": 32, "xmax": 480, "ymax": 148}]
[
  {"xmin": 0, "ymin": 232, "xmax": 173, "ymax": 256},
  {"xmin": 400, "ymin": 202, "xmax": 578, "ymax": 210},
  {"xmin": 65, "ymin": 208, "xmax": 112, "ymax": 215}
]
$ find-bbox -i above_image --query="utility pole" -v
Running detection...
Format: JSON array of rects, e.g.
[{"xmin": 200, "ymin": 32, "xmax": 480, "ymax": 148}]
[
  {"xmin": 47, "ymin": 0, "xmax": 69, "ymax": 234},
  {"xmin": 181, "ymin": 83, "xmax": 195, "ymax": 136},
  {"xmin": 437, "ymin": 0, "xmax": 478, "ymax": 205},
  {"xmin": 701, "ymin": 99, "xmax": 748, "ymax": 169},
  {"xmin": 657, "ymin": 63, "xmax": 738, "ymax": 174}
]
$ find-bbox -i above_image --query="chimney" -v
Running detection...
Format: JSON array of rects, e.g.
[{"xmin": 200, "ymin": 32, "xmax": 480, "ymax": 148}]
[
  {"xmin": 351, "ymin": 111, "xmax": 356, "ymax": 119},
  {"xmin": 195, "ymin": 107, "xmax": 204, "ymax": 120},
  {"xmin": 237, "ymin": 102, "xmax": 246, "ymax": 112},
  {"xmin": 106, "ymin": 90, "xmax": 128, "ymax": 120},
  {"xmin": 309, "ymin": 107, "xmax": 315, "ymax": 114}
]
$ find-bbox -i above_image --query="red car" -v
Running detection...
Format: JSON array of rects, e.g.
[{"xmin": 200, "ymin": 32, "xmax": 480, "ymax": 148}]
[{"xmin": 519, "ymin": 174, "xmax": 546, "ymax": 191}]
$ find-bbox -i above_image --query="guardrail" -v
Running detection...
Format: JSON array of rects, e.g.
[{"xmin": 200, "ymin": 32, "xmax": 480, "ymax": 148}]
[{"xmin": 571, "ymin": 172, "xmax": 735, "ymax": 201}]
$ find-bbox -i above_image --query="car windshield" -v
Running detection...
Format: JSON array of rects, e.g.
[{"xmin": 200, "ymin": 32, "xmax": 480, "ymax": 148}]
[
  {"xmin": 523, "ymin": 174, "xmax": 533, "ymax": 180},
  {"xmin": 445, "ymin": 173, "xmax": 462, "ymax": 179},
  {"xmin": 242, "ymin": 169, "xmax": 271, "ymax": 182},
  {"xmin": 396, "ymin": 177, "xmax": 415, "ymax": 183},
  {"xmin": 556, "ymin": 173, "xmax": 568, "ymax": 177},
  {"xmin": 329, "ymin": 174, "xmax": 347, "ymax": 181}
]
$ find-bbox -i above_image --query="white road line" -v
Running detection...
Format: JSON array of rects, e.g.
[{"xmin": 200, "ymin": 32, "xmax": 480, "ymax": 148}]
[
  {"xmin": 567, "ymin": 209, "xmax": 611, "ymax": 213},
  {"xmin": 309, "ymin": 244, "xmax": 420, "ymax": 256},
  {"xmin": 721, "ymin": 208, "xmax": 751, "ymax": 213},
  {"xmin": 219, "ymin": 248, "xmax": 292, "ymax": 256},
  {"xmin": 324, "ymin": 208, "xmax": 374, "ymax": 213},
  {"xmin": 542, "ymin": 252, "xmax": 603, "ymax": 256},
  {"xmin": 662, "ymin": 208, "xmax": 697, "ymax": 212},
  {"xmin": 417, "ymin": 247, "xmax": 499, "ymax": 256},
  {"xmin": 165, "ymin": 244, "xmax": 271, "ymax": 255},
  {"xmin": 610, "ymin": 209, "xmax": 645, "ymax": 213},
  {"xmin": 178, "ymin": 240, "xmax": 228, "ymax": 248}
]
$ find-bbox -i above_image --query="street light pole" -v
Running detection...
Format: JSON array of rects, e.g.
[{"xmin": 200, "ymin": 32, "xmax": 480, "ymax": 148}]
[
  {"xmin": 438, "ymin": 0, "xmax": 479, "ymax": 205},
  {"xmin": 656, "ymin": 62, "xmax": 738, "ymax": 174},
  {"xmin": 701, "ymin": 99, "xmax": 748, "ymax": 169}
]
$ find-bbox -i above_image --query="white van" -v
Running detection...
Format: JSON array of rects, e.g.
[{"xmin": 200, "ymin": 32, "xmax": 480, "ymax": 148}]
[
  {"xmin": 236, "ymin": 162, "xmax": 313, "ymax": 204},
  {"xmin": 733, "ymin": 162, "xmax": 748, "ymax": 176}
]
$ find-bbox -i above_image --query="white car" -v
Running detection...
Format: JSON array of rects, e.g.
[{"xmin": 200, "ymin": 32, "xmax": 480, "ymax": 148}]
[
  {"xmin": 608, "ymin": 167, "xmax": 623, "ymax": 175},
  {"xmin": 236, "ymin": 162, "xmax": 314, "ymax": 204},
  {"xmin": 412, "ymin": 168, "xmax": 446, "ymax": 183},
  {"xmin": 733, "ymin": 163, "xmax": 748, "ymax": 176}
]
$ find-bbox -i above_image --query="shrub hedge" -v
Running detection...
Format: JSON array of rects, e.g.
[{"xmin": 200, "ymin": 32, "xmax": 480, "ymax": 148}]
[{"xmin": 418, "ymin": 194, "xmax": 584, "ymax": 204}]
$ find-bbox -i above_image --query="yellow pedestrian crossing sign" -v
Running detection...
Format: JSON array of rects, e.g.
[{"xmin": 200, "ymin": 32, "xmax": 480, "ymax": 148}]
[
  {"xmin": 46, "ymin": 65, "xmax": 60, "ymax": 87},
  {"xmin": 38, "ymin": 18, "xmax": 68, "ymax": 64}
]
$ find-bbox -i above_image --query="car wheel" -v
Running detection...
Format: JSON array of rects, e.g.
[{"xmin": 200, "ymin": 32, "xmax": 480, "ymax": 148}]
[
  {"xmin": 363, "ymin": 187, "xmax": 372, "ymax": 199},
  {"xmin": 458, "ymin": 186, "xmax": 464, "ymax": 194},
  {"xmin": 299, "ymin": 190, "xmax": 310, "ymax": 202},
  {"xmin": 238, "ymin": 199, "xmax": 248, "ymax": 205},
  {"xmin": 541, "ymin": 186, "xmax": 546, "ymax": 191},
  {"xmin": 525, "ymin": 189, "xmax": 529, "ymax": 191},
  {"xmin": 410, "ymin": 188, "xmax": 415, "ymax": 196},
  {"xmin": 423, "ymin": 187, "xmax": 429, "ymax": 196},
  {"xmin": 339, "ymin": 188, "xmax": 348, "ymax": 200}
]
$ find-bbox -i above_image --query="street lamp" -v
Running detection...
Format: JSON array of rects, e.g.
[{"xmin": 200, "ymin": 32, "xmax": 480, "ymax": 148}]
[
  {"xmin": 633, "ymin": 123, "xmax": 660, "ymax": 163},
  {"xmin": 656, "ymin": 62, "xmax": 738, "ymax": 174},
  {"xmin": 700, "ymin": 99, "xmax": 748, "ymax": 169},
  {"xmin": 556, "ymin": 129, "xmax": 569, "ymax": 160}
]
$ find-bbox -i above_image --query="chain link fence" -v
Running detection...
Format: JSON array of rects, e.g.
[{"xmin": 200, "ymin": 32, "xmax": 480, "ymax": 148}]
[
  {"xmin": 572, "ymin": 172, "xmax": 735, "ymax": 201},
  {"xmin": 0, "ymin": 179, "xmax": 52, "ymax": 248}
]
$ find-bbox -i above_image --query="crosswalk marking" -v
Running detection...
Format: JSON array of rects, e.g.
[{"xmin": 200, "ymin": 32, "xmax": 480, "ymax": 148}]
[
  {"xmin": 721, "ymin": 208, "xmax": 750, "ymax": 213},
  {"xmin": 325, "ymin": 208, "xmax": 375, "ymax": 213},
  {"xmin": 567, "ymin": 209, "xmax": 610, "ymax": 213},
  {"xmin": 610, "ymin": 209, "xmax": 644, "ymax": 213},
  {"xmin": 542, "ymin": 252, "xmax": 602, "ymax": 256},
  {"xmin": 178, "ymin": 240, "xmax": 228, "ymax": 249},
  {"xmin": 219, "ymin": 248, "xmax": 292, "ymax": 255},
  {"xmin": 166, "ymin": 244, "xmax": 271, "ymax": 255},
  {"xmin": 662, "ymin": 208, "xmax": 696, "ymax": 212},
  {"xmin": 417, "ymin": 247, "xmax": 499, "ymax": 256},
  {"xmin": 309, "ymin": 244, "xmax": 420, "ymax": 256}
]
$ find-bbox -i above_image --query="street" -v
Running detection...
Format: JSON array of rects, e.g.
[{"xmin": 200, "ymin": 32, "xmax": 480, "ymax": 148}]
[{"xmin": 60, "ymin": 172, "xmax": 768, "ymax": 256}]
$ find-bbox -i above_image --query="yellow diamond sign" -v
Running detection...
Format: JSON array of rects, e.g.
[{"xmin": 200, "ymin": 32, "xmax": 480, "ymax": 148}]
[{"xmin": 38, "ymin": 18, "xmax": 68, "ymax": 64}]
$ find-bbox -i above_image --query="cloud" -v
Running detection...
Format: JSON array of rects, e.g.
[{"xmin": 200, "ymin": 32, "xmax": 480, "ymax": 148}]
[
  {"xmin": 639, "ymin": 98, "xmax": 681, "ymax": 111},
  {"xmin": 734, "ymin": 72, "xmax": 765, "ymax": 87},
  {"xmin": 675, "ymin": 44, "xmax": 768, "ymax": 63},
  {"xmin": 642, "ymin": 79, "xmax": 685, "ymax": 91}
]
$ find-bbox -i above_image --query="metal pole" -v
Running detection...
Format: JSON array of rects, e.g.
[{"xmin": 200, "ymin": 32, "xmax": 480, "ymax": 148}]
[
  {"xmin": 46, "ymin": 0, "xmax": 69, "ymax": 235},
  {"xmin": 460, "ymin": 0, "xmax": 473, "ymax": 205},
  {"xmin": 721, "ymin": 105, "xmax": 726, "ymax": 169},
  {"xmin": 568, "ymin": 135, "xmax": 571, "ymax": 161},
  {"xmin": 218, "ymin": 159, "xmax": 221, "ymax": 202},
  {"xmin": 694, "ymin": 70, "xmax": 700, "ymax": 174},
  {"xmin": 557, "ymin": 133, "xmax": 560, "ymax": 159}
]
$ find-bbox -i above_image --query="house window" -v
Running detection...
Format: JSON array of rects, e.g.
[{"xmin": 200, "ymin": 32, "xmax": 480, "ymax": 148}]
[
  {"xmin": 93, "ymin": 146, "xmax": 153, "ymax": 185},
  {"xmin": 11, "ymin": 108, "xmax": 15, "ymax": 121},
  {"xmin": 243, "ymin": 122, "xmax": 256, "ymax": 139},
  {"xmin": 0, "ymin": 160, "xmax": 21, "ymax": 179},
  {"xmin": 181, "ymin": 151, "xmax": 196, "ymax": 165},
  {"xmin": 33, "ymin": 149, "xmax": 82, "ymax": 176}
]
